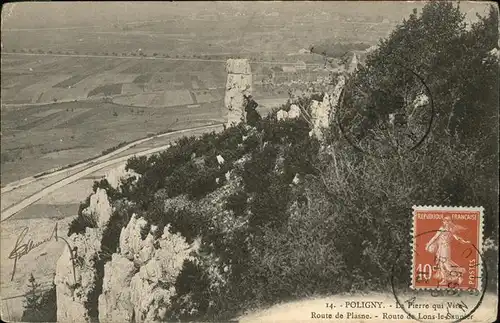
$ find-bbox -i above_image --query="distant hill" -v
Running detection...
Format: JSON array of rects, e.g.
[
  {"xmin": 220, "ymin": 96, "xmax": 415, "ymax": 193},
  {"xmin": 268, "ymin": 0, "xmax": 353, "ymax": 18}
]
[{"xmin": 2, "ymin": 2, "xmax": 491, "ymax": 30}]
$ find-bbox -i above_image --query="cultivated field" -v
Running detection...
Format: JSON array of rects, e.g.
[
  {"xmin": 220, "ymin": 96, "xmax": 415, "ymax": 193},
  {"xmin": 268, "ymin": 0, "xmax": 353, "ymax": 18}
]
[
  {"xmin": 1, "ymin": 56, "xmax": 228, "ymax": 106},
  {"xmin": 0, "ymin": 99, "xmax": 226, "ymax": 184},
  {"xmin": 1, "ymin": 51, "xmax": 316, "ymax": 187},
  {"xmin": 1, "ymin": 1, "xmax": 398, "ymax": 187}
]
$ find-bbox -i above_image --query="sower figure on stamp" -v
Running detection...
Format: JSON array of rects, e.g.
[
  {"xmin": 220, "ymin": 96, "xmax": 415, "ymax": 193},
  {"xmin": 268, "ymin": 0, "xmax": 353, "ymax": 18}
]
[{"xmin": 425, "ymin": 216, "xmax": 471, "ymax": 286}]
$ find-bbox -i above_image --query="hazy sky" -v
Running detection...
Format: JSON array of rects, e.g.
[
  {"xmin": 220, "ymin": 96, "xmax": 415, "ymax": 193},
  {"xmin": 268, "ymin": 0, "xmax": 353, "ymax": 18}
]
[{"xmin": 1, "ymin": 1, "xmax": 494, "ymax": 30}]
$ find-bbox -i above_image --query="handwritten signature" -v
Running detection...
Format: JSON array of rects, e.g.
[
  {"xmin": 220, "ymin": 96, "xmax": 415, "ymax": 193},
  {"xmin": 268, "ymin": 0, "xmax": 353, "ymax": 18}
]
[{"xmin": 9, "ymin": 223, "xmax": 59, "ymax": 281}]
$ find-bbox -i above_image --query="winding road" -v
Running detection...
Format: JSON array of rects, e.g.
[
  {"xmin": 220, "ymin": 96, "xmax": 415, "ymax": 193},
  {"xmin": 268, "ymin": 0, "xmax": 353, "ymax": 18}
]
[
  {"xmin": 0, "ymin": 123, "xmax": 223, "ymax": 222},
  {"xmin": 1, "ymin": 51, "xmax": 321, "ymax": 67}
]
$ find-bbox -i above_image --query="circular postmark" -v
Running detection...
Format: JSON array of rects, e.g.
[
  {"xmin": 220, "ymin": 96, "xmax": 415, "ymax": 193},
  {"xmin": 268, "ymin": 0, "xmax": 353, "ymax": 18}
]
[
  {"xmin": 336, "ymin": 59, "xmax": 434, "ymax": 158},
  {"xmin": 390, "ymin": 229, "xmax": 488, "ymax": 323}
]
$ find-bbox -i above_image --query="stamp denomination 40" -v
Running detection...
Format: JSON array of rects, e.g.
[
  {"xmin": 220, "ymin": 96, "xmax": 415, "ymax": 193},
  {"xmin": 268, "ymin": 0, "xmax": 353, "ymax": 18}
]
[{"xmin": 411, "ymin": 206, "xmax": 484, "ymax": 291}]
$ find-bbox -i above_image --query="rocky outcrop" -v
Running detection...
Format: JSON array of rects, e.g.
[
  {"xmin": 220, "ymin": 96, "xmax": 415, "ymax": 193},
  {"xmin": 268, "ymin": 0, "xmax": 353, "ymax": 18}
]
[
  {"xmin": 55, "ymin": 181, "xmax": 113, "ymax": 321},
  {"xmin": 329, "ymin": 75, "xmax": 346, "ymax": 119},
  {"xmin": 308, "ymin": 75, "xmax": 345, "ymax": 141},
  {"xmin": 55, "ymin": 228, "xmax": 103, "ymax": 323},
  {"xmin": 277, "ymin": 104, "xmax": 301, "ymax": 122},
  {"xmin": 347, "ymin": 53, "xmax": 359, "ymax": 74},
  {"xmin": 98, "ymin": 215, "xmax": 196, "ymax": 323},
  {"xmin": 98, "ymin": 253, "xmax": 136, "ymax": 322},
  {"xmin": 82, "ymin": 188, "xmax": 112, "ymax": 228},
  {"xmin": 225, "ymin": 59, "xmax": 253, "ymax": 127},
  {"xmin": 413, "ymin": 93, "xmax": 429, "ymax": 108},
  {"xmin": 277, "ymin": 109, "xmax": 288, "ymax": 121},
  {"xmin": 288, "ymin": 104, "xmax": 301, "ymax": 119}
]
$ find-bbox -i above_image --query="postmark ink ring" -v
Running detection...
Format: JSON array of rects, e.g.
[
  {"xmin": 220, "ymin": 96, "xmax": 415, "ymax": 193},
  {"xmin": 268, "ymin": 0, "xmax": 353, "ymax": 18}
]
[{"xmin": 336, "ymin": 59, "xmax": 434, "ymax": 159}]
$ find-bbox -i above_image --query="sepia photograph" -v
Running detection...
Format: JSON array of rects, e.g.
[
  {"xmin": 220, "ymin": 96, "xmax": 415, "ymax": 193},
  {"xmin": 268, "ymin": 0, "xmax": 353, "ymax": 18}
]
[{"xmin": 1, "ymin": 1, "xmax": 498, "ymax": 322}]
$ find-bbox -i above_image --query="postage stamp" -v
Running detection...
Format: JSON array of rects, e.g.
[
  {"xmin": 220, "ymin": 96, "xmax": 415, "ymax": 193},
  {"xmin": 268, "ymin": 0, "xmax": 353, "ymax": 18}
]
[{"xmin": 411, "ymin": 206, "xmax": 484, "ymax": 291}]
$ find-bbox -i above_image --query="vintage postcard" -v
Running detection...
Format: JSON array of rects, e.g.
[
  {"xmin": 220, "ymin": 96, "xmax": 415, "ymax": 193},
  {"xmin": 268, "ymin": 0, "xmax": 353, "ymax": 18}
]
[{"xmin": 1, "ymin": 1, "xmax": 498, "ymax": 323}]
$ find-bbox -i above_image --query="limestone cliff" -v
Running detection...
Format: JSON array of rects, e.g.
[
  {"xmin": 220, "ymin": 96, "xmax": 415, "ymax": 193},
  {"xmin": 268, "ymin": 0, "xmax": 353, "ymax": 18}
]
[
  {"xmin": 55, "ymin": 227, "xmax": 104, "ymax": 322},
  {"xmin": 308, "ymin": 94, "xmax": 332, "ymax": 141},
  {"xmin": 224, "ymin": 59, "xmax": 253, "ymax": 127},
  {"xmin": 55, "ymin": 183, "xmax": 112, "ymax": 321},
  {"xmin": 83, "ymin": 188, "xmax": 112, "ymax": 228},
  {"xmin": 98, "ymin": 215, "xmax": 195, "ymax": 323}
]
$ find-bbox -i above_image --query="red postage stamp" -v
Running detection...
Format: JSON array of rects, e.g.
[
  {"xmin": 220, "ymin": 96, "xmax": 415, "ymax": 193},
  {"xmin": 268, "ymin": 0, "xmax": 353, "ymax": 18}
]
[{"xmin": 411, "ymin": 206, "xmax": 484, "ymax": 290}]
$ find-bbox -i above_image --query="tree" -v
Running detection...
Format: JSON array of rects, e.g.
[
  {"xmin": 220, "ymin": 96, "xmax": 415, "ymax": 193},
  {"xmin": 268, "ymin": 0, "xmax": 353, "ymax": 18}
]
[
  {"xmin": 329, "ymin": 1, "xmax": 499, "ymax": 290},
  {"xmin": 357, "ymin": 2, "xmax": 498, "ymax": 139},
  {"xmin": 21, "ymin": 273, "xmax": 57, "ymax": 322}
]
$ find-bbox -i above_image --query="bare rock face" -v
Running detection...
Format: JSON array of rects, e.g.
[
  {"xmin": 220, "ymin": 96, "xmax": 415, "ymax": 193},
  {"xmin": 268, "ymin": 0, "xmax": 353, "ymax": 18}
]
[
  {"xmin": 329, "ymin": 75, "xmax": 346, "ymax": 119},
  {"xmin": 119, "ymin": 215, "xmax": 153, "ymax": 265},
  {"xmin": 82, "ymin": 188, "xmax": 112, "ymax": 228},
  {"xmin": 347, "ymin": 53, "xmax": 359, "ymax": 74},
  {"xmin": 55, "ymin": 228, "xmax": 103, "ymax": 323},
  {"xmin": 308, "ymin": 75, "xmax": 346, "ymax": 141},
  {"xmin": 55, "ymin": 168, "xmax": 140, "ymax": 322},
  {"xmin": 277, "ymin": 104, "xmax": 301, "ymax": 122},
  {"xmin": 308, "ymin": 94, "xmax": 332, "ymax": 141},
  {"xmin": 225, "ymin": 59, "xmax": 253, "ymax": 127},
  {"xmin": 413, "ymin": 93, "xmax": 429, "ymax": 108},
  {"xmin": 98, "ymin": 253, "xmax": 136, "ymax": 322},
  {"xmin": 276, "ymin": 109, "xmax": 288, "ymax": 121},
  {"xmin": 288, "ymin": 104, "xmax": 301, "ymax": 119},
  {"xmin": 55, "ymin": 187, "xmax": 115, "ymax": 322},
  {"xmin": 99, "ymin": 214, "xmax": 195, "ymax": 323}
]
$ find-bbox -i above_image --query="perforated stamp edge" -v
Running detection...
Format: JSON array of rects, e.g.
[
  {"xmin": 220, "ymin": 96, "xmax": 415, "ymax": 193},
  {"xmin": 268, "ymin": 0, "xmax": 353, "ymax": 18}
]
[{"xmin": 410, "ymin": 205, "xmax": 484, "ymax": 291}]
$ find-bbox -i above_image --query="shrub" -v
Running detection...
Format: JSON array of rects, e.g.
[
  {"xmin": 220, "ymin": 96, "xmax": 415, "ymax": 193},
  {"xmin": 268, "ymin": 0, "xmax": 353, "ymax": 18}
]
[
  {"xmin": 167, "ymin": 260, "xmax": 212, "ymax": 321},
  {"xmin": 224, "ymin": 190, "xmax": 248, "ymax": 216}
]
